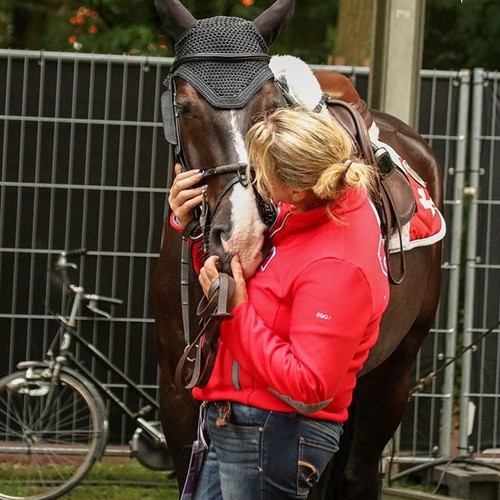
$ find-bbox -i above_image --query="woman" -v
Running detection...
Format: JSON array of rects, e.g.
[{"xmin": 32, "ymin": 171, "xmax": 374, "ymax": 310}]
[{"xmin": 169, "ymin": 108, "xmax": 390, "ymax": 499}]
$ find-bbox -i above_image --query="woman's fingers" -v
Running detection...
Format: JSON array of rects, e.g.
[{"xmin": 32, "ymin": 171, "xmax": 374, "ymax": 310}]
[
  {"xmin": 199, "ymin": 256, "xmax": 220, "ymax": 297},
  {"xmin": 229, "ymin": 255, "xmax": 248, "ymax": 309},
  {"xmin": 168, "ymin": 164, "xmax": 206, "ymax": 226}
]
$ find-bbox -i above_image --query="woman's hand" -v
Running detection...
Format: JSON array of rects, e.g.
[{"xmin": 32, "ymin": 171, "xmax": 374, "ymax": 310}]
[
  {"xmin": 228, "ymin": 255, "xmax": 248, "ymax": 310},
  {"xmin": 168, "ymin": 163, "xmax": 206, "ymax": 228},
  {"xmin": 199, "ymin": 255, "xmax": 249, "ymax": 310},
  {"xmin": 199, "ymin": 256, "xmax": 221, "ymax": 298}
]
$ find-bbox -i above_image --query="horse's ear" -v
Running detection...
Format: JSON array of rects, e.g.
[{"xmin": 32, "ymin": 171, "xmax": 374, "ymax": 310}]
[
  {"xmin": 154, "ymin": 0, "xmax": 197, "ymax": 41},
  {"xmin": 253, "ymin": 0, "xmax": 295, "ymax": 46}
]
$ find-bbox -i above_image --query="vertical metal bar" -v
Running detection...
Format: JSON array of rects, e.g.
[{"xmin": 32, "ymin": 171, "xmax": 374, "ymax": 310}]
[
  {"xmin": 459, "ymin": 68, "xmax": 485, "ymax": 455},
  {"xmin": 44, "ymin": 56, "xmax": 64, "ymax": 340},
  {"xmin": 65, "ymin": 58, "xmax": 80, "ymax": 251},
  {"xmin": 440, "ymin": 69, "xmax": 471, "ymax": 457},
  {"xmin": 480, "ymin": 73, "xmax": 499, "ymax": 452},
  {"xmin": 15, "ymin": 57, "xmax": 29, "ymax": 359},
  {"xmin": 96, "ymin": 59, "xmax": 112, "ymax": 290},
  {"xmin": 1, "ymin": 53, "xmax": 13, "ymax": 372},
  {"xmin": 491, "ymin": 77, "xmax": 500, "ymax": 452},
  {"xmin": 369, "ymin": 0, "xmax": 426, "ymax": 128},
  {"xmin": 116, "ymin": 61, "xmax": 128, "ymax": 443},
  {"xmin": 27, "ymin": 54, "xmax": 45, "ymax": 357},
  {"xmin": 83, "ymin": 58, "xmax": 96, "ymax": 372}
]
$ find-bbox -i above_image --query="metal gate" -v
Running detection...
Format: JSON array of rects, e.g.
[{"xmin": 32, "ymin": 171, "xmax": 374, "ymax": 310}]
[{"xmin": 0, "ymin": 49, "xmax": 497, "ymax": 464}]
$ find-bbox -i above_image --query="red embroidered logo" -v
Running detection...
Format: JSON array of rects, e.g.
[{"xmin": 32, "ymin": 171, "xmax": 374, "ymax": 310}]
[{"xmin": 378, "ymin": 235, "xmax": 388, "ymax": 277}]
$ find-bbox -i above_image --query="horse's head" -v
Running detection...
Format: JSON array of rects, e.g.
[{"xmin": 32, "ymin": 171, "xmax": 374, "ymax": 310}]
[{"xmin": 156, "ymin": 0, "xmax": 295, "ymax": 278}]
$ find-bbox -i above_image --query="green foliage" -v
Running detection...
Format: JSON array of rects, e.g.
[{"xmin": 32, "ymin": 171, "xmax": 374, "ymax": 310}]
[
  {"xmin": 0, "ymin": 0, "xmax": 338, "ymax": 62},
  {"xmin": 0, "ymin": 0, "xmax": 168, "ymax": 55},
  {"xmin": 424, "ymin": 0, "xmax": 500, "ymax": 70},
  {"xmin": 1, "ymin": 0, "xmax": 499, "ymax": 69}
]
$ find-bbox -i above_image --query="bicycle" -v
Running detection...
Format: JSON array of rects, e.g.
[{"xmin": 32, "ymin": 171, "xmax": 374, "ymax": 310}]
[{"xmin": 0, "ymin": 249, "xmax": 171, "ymax": 500}]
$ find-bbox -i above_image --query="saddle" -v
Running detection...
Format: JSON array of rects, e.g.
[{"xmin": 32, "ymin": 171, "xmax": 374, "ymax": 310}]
[{"xmin": 323, "ymin": 93, "xmax": 416, "ymax": 285}]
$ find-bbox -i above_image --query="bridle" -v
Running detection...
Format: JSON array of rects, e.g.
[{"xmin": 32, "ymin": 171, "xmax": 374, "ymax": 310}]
[
  {"xmin": 161, "ymin": 52, "xmax": 291, "ymax": 244},
  {"xmin": 161, "ymin": 52, "xmax": 280, "ymax": 360}
]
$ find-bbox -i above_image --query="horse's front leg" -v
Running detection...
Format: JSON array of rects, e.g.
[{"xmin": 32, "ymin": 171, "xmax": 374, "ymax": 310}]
[
  {"xmin": 338, "ymin": 343, "xmax": 416, "ymax": 499},
  {"xmin": 157, "ymin": 354, "xmax": 198, "ymax": 491}
]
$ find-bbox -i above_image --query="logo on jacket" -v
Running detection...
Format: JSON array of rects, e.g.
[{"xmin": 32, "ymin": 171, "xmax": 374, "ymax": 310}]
[
  {"xmin": 316, "ymin": 312, "xmax": 332, "ymax": 320},
  {"xmin": 378, "ymin": 235, "xmax": 388, "ymax": 277},
  {"xmin": 260, "ymin": 246, "xmax": 276, "ymax": 271}
]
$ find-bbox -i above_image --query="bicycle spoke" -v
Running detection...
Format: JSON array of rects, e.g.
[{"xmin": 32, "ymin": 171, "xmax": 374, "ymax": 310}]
[{"xmin": 0, "ymin": 370, "xmax": 106, "ymax": 500}]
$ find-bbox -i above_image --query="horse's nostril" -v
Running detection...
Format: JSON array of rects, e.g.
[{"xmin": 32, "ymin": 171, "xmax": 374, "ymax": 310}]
[{"xmin": 210, "ymin": 227, "xmax": 231, "ymax": 247}]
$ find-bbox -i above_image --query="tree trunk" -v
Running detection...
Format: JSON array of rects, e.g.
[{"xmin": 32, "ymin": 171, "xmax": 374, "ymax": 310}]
[{"xmin": 332, "ymin": 0, "xmax": 373, "ymax": 67}]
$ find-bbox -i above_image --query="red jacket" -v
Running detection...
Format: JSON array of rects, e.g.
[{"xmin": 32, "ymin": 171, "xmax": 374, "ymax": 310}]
[{"xmin": 191, "ymin": 189, "xmax": 390, "ymax": 422}]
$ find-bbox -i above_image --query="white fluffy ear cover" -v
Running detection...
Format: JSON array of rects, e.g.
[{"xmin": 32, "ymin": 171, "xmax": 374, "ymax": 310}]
[{"xmin": 270, "ymin": 55, "xmax": 327, "ymax": 114}]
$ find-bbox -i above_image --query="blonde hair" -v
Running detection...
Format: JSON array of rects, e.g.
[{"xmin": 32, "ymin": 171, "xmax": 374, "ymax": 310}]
[{"xmin": 245, "ymin": 108, "xmax": 375, "ymax": 205}]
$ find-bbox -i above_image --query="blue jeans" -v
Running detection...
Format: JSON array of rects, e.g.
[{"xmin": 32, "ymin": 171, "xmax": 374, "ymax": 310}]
[{"xmin": 193, "ymin": 402, "xmax": 343, "ymax": 500}]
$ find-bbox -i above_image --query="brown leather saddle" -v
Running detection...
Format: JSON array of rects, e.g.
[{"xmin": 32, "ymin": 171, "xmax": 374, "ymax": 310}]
[{"xmin": 316, "ymin": 72, "xmax": 416, "ymax": 285}]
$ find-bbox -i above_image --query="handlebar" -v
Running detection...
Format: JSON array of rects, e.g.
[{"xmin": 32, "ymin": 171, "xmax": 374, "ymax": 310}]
[
  {"xmin": 62, "ymin": 248, "xmax": 87, "ymax": 258},
  {"xmin": 54, "ymin": 250, "xmax": 123, "ymax": 318}
]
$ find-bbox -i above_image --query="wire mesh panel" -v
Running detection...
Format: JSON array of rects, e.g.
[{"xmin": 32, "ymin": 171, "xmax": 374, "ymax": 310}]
[
  {"xmin": 395, "ymin": 70, "xmax": 470, "ymax": 461},
  {"xmin": 0, "ymin": 50, "xmax": 173, "ymax": 444},
  {"xmin": 460, "ymin": 69, "xmax": 500, "ymax": 461}
]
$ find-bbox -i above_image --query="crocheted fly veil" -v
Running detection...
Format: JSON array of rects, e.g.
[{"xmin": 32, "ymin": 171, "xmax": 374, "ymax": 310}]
[{"xmin": 172, "ymin": 16, "xmax": 273, "ymax": 109}]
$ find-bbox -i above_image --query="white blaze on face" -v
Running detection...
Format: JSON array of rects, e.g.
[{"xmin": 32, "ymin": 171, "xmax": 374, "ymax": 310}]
[
  {"xmin": 222, "ymin": 183, "xmax": 266, "ymax": 279},
  {"xmin": 220, "ymin": 111, "xmax": 267, "ymax": 279},
  {"xmin": 230, "ymin": 110, "xmax": 247, "ymax": 161}
]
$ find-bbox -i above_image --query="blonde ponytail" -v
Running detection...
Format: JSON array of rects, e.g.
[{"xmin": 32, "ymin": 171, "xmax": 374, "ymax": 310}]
[
  {"xmin": 245, "ymin": 108, "xmax": 376, "ymax": 207},
  {"xmin": 314, "ymin": 157, "xmax": 376, "ymax": 200}
]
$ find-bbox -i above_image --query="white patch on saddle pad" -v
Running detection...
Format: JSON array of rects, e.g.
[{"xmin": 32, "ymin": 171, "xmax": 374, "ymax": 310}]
[{"xmin": 269, "ymin": 55, "xmax": 330, "ymax": 117}]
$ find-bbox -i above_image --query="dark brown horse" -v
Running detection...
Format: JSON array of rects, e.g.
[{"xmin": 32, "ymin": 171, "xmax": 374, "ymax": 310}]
[{"xmin": 153, "ymin": 1, "xmax": 443, "ymax": 499}]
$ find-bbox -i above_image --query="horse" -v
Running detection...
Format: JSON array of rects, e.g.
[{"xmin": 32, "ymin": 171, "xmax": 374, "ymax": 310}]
[{"xmin": 152, "ymin": 1, "xmax": 443, "ymax": 498}]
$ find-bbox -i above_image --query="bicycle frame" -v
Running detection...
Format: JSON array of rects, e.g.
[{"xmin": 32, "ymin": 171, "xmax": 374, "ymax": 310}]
[
  {"xmin": 21, "ymin": 249, "xmax": 166, "ymax": 448},
  {"xmin": 0, "ymin": 249, "xmax": 170, "ymax": 500}
]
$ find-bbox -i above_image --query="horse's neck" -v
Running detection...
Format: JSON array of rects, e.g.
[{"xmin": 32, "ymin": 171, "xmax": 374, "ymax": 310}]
[{"xmin": 270, "ymin": 55, "xmax": 329, "ymax": 116}]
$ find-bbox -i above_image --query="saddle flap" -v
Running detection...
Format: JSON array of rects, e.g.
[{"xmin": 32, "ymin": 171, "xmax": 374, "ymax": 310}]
[{"xmin": 380, "ymin": 168, "xmax": 416, "ymax": 228}]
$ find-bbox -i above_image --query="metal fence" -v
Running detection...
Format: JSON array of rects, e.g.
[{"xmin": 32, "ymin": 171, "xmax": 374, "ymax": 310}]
[
  {"xmin": 0, "ymin": 50, "xmax": 497, "ymax": 466},
  {"xmin": 459, "ymin": 69, "xmax": 500, "ymax": 462},
  {"xmin": 0, "ymin": 50, "xmax": 172, "ymax": 444}
]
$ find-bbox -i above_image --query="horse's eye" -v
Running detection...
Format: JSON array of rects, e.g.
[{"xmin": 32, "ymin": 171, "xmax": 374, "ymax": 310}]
[{"xmin": 176, "ymin": 101, "xmax": 196, "ymax": 119}]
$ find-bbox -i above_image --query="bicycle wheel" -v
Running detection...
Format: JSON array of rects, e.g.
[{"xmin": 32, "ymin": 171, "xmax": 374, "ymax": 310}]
[{"xmin": 0, "ymin": 368, "xmax": 108, "ymax": 500}]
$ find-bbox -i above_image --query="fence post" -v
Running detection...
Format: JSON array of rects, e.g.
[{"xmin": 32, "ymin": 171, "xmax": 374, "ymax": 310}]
[
  {"xmin": 439, "ymin": 69, "xmax": 471, "ymax": 457},
  {"xmin": 458, "ymin": 68, "xmax": 485, "ymax": 456}
]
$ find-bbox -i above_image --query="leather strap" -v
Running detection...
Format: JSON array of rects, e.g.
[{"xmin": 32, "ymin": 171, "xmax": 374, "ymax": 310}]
[
  {"xmin": 175, "ymin": 273, "xmax": 235, "ymax": 390},
  {"xmin": 379, "ymin": 179, "xmax": 406, "ymax": 285}
]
